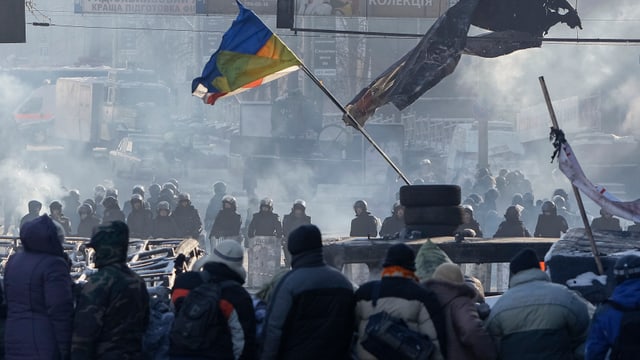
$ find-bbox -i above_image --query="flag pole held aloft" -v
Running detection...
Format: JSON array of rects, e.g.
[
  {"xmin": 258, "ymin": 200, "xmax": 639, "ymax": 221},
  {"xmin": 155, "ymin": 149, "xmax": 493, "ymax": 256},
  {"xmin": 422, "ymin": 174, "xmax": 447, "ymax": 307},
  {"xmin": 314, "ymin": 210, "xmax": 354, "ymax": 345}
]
[
  {"xmin": 539, "ymin": 76, "xmax": 603, "ymax": 275},
  {"xmin": 298, "ymin": 65, "xmax": 411, "ymax": 185},
  {"xmin": 192, "ymin": 1, "xmax": 410, "ymax": 185}
]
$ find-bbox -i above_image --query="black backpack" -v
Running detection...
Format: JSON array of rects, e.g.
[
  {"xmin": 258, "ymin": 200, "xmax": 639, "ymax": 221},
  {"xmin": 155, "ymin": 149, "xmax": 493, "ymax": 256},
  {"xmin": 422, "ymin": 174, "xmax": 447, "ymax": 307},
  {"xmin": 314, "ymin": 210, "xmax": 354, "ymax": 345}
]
[
  {"xmin": 170, "ymin": 273, "xmax": 235, "ymax": 352},
  {"xmin": 607, "ymin": 300, "xmax": 640, "ymax": 360}
]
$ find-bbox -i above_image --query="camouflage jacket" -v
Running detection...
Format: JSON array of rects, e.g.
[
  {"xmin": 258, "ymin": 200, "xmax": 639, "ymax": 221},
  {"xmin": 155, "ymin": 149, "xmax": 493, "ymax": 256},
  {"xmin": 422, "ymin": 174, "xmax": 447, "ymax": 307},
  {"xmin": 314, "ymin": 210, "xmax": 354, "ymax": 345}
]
[{"xmin": 71, "ymin": 262, "xmax": 150, "ymax": 360}]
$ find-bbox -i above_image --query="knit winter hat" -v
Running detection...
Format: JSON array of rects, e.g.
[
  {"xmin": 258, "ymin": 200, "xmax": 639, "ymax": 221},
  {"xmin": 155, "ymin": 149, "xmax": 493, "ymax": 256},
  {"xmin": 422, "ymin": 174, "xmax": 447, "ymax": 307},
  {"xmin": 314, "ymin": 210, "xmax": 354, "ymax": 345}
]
[
  {"xmin": 432, "ymin": 263, "xmax": 464, "ymax": 284},
  {"xmin": 287, "ymin": 224, "xmax": 322, "ymax": 255},
  {"xmin": 509, "ymin": 248, "xmax": 540, "ymax": 275},
  {"xmin": 209, "ymin": 240, "xmax": 246, "ymax": 280},
  {"xmin": 383, "ymin": 243, "xmax": 416, "ymax": 271}
]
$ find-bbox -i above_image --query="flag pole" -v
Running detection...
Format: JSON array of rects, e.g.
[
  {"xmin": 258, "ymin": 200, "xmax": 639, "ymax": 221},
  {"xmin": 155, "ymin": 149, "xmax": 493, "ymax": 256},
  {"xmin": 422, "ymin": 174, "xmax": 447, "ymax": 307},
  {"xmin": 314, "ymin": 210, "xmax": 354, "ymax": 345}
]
[
  {"xmin": 538, "ymin": 76, "xmax": 604, "ymax": 275},
  {"xmin": 299, "ymin": 64, "xmax": 411, "ymax": 185}
]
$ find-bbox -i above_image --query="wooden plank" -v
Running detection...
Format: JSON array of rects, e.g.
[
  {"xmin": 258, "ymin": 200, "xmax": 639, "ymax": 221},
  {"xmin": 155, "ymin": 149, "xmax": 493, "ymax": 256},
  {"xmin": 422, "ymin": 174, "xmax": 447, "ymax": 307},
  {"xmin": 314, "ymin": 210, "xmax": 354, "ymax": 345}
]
[{"xmin": 322, "ymin": 236, "xmax": 556, "ymax": 270}]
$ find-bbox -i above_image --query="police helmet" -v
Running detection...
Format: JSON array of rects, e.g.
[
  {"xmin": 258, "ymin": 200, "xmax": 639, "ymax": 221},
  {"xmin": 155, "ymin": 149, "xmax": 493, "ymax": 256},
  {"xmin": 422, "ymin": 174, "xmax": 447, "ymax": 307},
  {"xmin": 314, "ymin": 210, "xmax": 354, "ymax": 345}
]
[
  {"xmin": 105, "ymin": 188, "xmax": 118, "ymax": 199},
  {"xmin": 222, "ymin": 195, "xmax": 237, "ymax": 207},
  {"xmin": 512, "ymin": 193, "xmax": 524, "ymax": 206},
  {"xmin": 78, "ymin": 203, "xmax": 93, "ymax": 215},
  {"xmin": 94, "ymin": 185, "xmax": 106, "ymax": 195},
  {"xmin": 293, "ymin": 199, "xmax": 306, "ymax": 211},
  {"xmin": 163, "ymin": 182, "xmax": 177, "ymax": 193},
  {"xmin": 260, "ymin": 198, "xmax": 273, "ymax": 210},
  {"xmin": 178, "ymin": 193, "xmax": 191, "ymax": 203},
  {"xmin": 167, "ymin": 178, "xmax": 179, "ymax": 190},
  {"xmin": 353, "ymin": 200, "xmax": 368, "ymax": 211},
  {"xmin": 542, "ymin": 201, "xmax": 557, "ymax": 215},
  {"xmin": 552, "ymin": 195, "xmax": 566, "ymax": 209},
  {"xmin": 157, "ymin": 201, "xmax": 171, "ymax": 212},
  {"xmin": 149, "ymin": 183, "xmax": 161, "ymax": 196},
  {"xmin": 553, "ymin": 188, "xmax": 569, "ymax": 200},
  {"xmin": 462, "ymin": 204, "xmax": 474, "ymax": 215},
  {"xmin": 131, "ymin": 194, "xmax": 144, "ymax": 204},
  {"xmin": 132, "ymin": 185, "xmax": 145, "ymax": 196}
]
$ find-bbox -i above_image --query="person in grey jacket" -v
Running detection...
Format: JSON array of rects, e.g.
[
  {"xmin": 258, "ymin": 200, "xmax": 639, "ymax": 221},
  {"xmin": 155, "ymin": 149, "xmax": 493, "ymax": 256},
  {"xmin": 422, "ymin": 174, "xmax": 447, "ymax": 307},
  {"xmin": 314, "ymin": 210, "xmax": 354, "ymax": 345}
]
[
  {"xmin": 485, "ymin": 248, "xmax": 590, "ymax": 360},
  {"xmin": 261, "ymin": 225, "xmax": 354, "ymax": 360}
]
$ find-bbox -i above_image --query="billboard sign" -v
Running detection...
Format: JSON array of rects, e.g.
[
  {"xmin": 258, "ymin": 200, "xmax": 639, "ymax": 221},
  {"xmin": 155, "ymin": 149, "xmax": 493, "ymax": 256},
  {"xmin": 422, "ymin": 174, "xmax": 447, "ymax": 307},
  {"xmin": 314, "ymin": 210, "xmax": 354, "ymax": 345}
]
[
  {"xmin": 0, "ymin": 0, "xmax": 26, "ymax": 43},
  {"xmin": 199, "ymin": 0, "xmax": 452, "ymax": 18},
  {"xmin": 74, "ymin": 0, "xmax": 197, "ymax": 15}
]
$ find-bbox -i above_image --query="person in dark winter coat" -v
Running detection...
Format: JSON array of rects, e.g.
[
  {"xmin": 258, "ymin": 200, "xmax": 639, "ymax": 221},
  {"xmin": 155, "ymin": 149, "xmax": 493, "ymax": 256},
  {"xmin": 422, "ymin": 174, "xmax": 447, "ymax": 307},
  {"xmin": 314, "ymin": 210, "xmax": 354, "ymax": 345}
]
[
  {"xmin": 122, "ymin": 185, "xmax": 148, "ymax": 218},
  {"xmin": 205, "ymin": 181, "xmax": 227, "ymax": 233},
  {"xmin": 350, "ymin": 200, "xmax": 379, "ymax": 237},
  {"xmin": 49, "ymin": 200, "xmax": 73, "ymax": 236},
  {"xmin": 5, "ymin": 215, "xmax": 74, "ymax": 360},
  {"xmin": 533, "ymin": 201, "xmax": 569, "ymax": 238},
  {"xmin": 423, "ymin": 263, "xmax": 497, "ymax": 360},
  {"xmin": 247, "ymin": 198, "xmax": 282, "ymax": 238},
  {"xmin": 379, "ymin": 201, "xmax": 405, "ymax": 237},
  {"xmin": 591, "ymin": 208, "xmax": 622, "ymax": 232},
  {"xmin": 281, "ymin": 199, "xmax": 311, "ymax": 265},
  {"xmin": 170, "ymin": 240, "xmax": 257, "ymax": 359},
  {"xmin": 126, "ymin": 194, "xmax": 153, "ymax": 239},
  {"xmin": 455, "ymin": 205, "xmax": 483, "ymax": 237},
  {"xmin": 355, "ymin": 243, "xmax": 446, "ymax": 360},
  {"xmin": 493, "ymin": 205, "xmax": 531, "ymax": 238},
  {"xmin": 19, "ymin": 199, "xmax": 41, "ymax": 229},
  {"xmin": 210, "ymin": 195, "xmax": 242, "ymax": 239},
  {"xmin": 63, "ymin": 189, "xmax": 82, "ymax": 234},
  {"xmin": 261, "ymin": 225, "xmax": 354, "ymax": 360},
  {"xmin": 282, "ymin": 200, "xmax": 311, "ymax": 238},
  {"xmin": 101, "ymin": 196, "xmax": 125, "ymax": 225},
  {"xmin": 172, "ymin": 193, "xmax": 203, "ymax": 239},
  {"xmin": 71, "ymin": 221, "xmax": 150, "ymax": 359},
  {"xmin": 585, "ymin": 254, "xmax": 640, "ymax": 360},
  {"xmin": 152, "ymin": 201, "xmax": 179, "ymax": 238},
  {"xmin": 485, "ymin": 248, "xmax": 590, "ymax": 360},
  {"xmin": 76, "ymin": 203, "xmax": 100, "ymax": 237},
  {"xmin": 147, "ymin": 183, "xmax": 162, "ymax": 217}
]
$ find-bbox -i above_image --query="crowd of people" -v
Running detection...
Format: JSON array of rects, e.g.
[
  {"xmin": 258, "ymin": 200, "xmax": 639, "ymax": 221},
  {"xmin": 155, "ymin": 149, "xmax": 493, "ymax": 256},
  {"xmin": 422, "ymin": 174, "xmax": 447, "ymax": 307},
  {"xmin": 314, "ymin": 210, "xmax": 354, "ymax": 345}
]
[{"xmin": 3, "ymin": 215, "xmax": 639, "ymax": 359}]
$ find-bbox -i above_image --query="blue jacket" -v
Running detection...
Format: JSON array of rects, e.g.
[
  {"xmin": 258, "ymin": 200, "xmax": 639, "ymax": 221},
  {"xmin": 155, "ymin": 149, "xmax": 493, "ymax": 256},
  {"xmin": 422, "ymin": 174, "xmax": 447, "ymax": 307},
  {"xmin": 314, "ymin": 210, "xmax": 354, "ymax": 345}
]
[
  {"xmin": 4, "ymin": 215, "xmax": 74, "ymax": 360},
  {"xmin": 585, "ymin": 278, "xmax": 640, "ymax": 360}
]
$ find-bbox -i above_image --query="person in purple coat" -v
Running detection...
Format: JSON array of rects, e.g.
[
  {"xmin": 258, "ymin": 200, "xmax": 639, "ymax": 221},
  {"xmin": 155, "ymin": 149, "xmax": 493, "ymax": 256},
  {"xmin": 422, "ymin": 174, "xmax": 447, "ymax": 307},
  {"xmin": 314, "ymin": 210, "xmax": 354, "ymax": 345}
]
[{"xmin": 4, "ymin": 215, "xmax": 74, "ymax": 359}]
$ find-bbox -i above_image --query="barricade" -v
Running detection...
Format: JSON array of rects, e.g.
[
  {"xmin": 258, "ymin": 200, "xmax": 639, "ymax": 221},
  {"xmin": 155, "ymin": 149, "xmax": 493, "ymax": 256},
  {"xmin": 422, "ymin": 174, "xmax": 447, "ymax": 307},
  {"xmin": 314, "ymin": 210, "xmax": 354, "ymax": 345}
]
[{"xmin": 247, "ymin": 236, "xmax": 281, "ymax": 288}]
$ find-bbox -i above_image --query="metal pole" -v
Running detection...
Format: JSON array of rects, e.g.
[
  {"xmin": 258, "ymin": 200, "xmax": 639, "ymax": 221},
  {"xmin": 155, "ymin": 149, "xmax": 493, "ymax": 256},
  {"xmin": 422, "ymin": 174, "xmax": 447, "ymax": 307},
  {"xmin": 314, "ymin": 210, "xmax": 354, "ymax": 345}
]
[
  {"xmin": 538, "ymin": 76, "xmax": 604, "ymax": 275},
  {"xmin": 299, "ymin": 64, "xmax": 411, "ymax": 185}
]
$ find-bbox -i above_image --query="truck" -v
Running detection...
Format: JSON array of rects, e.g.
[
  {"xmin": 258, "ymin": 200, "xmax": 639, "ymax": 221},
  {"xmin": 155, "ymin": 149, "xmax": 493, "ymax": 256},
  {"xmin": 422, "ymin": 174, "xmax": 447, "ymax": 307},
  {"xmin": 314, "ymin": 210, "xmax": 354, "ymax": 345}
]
[{"xmin": 13, "ymin": 69, "xmax": 171, "ymax": 152}]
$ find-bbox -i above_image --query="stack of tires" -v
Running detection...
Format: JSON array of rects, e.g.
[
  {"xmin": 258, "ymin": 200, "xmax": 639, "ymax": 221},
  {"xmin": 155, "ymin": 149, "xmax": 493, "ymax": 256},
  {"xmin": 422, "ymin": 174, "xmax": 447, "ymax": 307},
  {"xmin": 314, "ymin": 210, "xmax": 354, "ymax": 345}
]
[{"xmin": 400, "ymin": 185, "xmax": 464, "ymax": 238}]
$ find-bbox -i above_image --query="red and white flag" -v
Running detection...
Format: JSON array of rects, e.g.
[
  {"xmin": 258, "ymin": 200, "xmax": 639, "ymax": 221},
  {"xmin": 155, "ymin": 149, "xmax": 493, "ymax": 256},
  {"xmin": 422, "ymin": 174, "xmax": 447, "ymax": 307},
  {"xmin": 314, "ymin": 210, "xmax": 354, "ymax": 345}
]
[{"xmin": 558, "ymin": 140, "xmax": 640, "ymax": 222}]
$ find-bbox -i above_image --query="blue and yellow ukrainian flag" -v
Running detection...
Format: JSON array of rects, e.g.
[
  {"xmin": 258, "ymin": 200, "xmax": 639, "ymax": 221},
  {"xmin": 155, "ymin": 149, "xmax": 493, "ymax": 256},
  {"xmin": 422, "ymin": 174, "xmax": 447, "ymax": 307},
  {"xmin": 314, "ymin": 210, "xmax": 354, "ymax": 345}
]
[{"xmin": 192, "ymin": 1, "xmax": 302, "ymax": 105}]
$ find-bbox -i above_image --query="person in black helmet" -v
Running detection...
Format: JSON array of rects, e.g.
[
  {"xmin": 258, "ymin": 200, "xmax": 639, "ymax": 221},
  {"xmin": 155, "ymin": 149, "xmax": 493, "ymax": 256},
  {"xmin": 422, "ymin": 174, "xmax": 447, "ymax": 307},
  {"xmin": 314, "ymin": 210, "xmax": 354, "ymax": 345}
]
[
  {"xmin": 534, "ymin": 201, "xmax": 569, "ymax": 238},
  {"xmin": 379, "ymin": 201, "xmax": 404, "ymax": 237},
  {"xmin": 210, "ymin": 195, "xmax": 242, "ymax": 239},
  {"xmin": 101, "ymin": 196, "xmax": 125, "ymax": 225},
  {"xmin": 454, "ymin": 204, "xmax": 483, "ymax": 237},
  {"xmin": 586, "ymin": 254, "xmax": 640, "ymax": 359},
  {"xmin": 282, "ymin": 199, "xmax": 311, "ymax": 265},
  {"xmin": 152, "ymin": 201, "xmax": 179, "ymax": 238},
  {"xmin": 122, "ymin": 185, "xmax": 148, "ymax": 218},
  {"xmin": 247, "ymin": 198, "xmax": 282, "ymax": 238},
  {"xmin": 126, "ymin": 194, "xmax": 153, "ymax": 239},
  {"xmin": 282, "ymin": 200, "xmax": 311, "ymax": 238},
  {"xmin": 147, "ymin": 184, "xmax": 162, "ymax": 217},
  {"xmin": 171, "ymin": 193, "xmax": 202, "ymax": 239},
  {"xmin": 350, "ymin": 200, "xmax": 379, "ymax": 238},
  {"xmin": 49, "ymin": 200, "xmax": 72, "ymax": 235},
  {"xmin": 19, "ymin": 200, "xmax": 42, "ymax": 229},
  {"xmin": 76, "ymin": 203, "xmax": 100, "ymax": 238}
]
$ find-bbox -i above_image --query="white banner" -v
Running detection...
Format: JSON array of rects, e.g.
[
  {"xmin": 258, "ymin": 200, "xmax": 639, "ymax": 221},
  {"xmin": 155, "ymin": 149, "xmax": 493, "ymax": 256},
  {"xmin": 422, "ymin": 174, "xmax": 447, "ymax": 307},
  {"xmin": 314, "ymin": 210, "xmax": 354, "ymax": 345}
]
[{"xmin": 559, "ymin": 140, "xmax": 640, "ymax": 222}]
